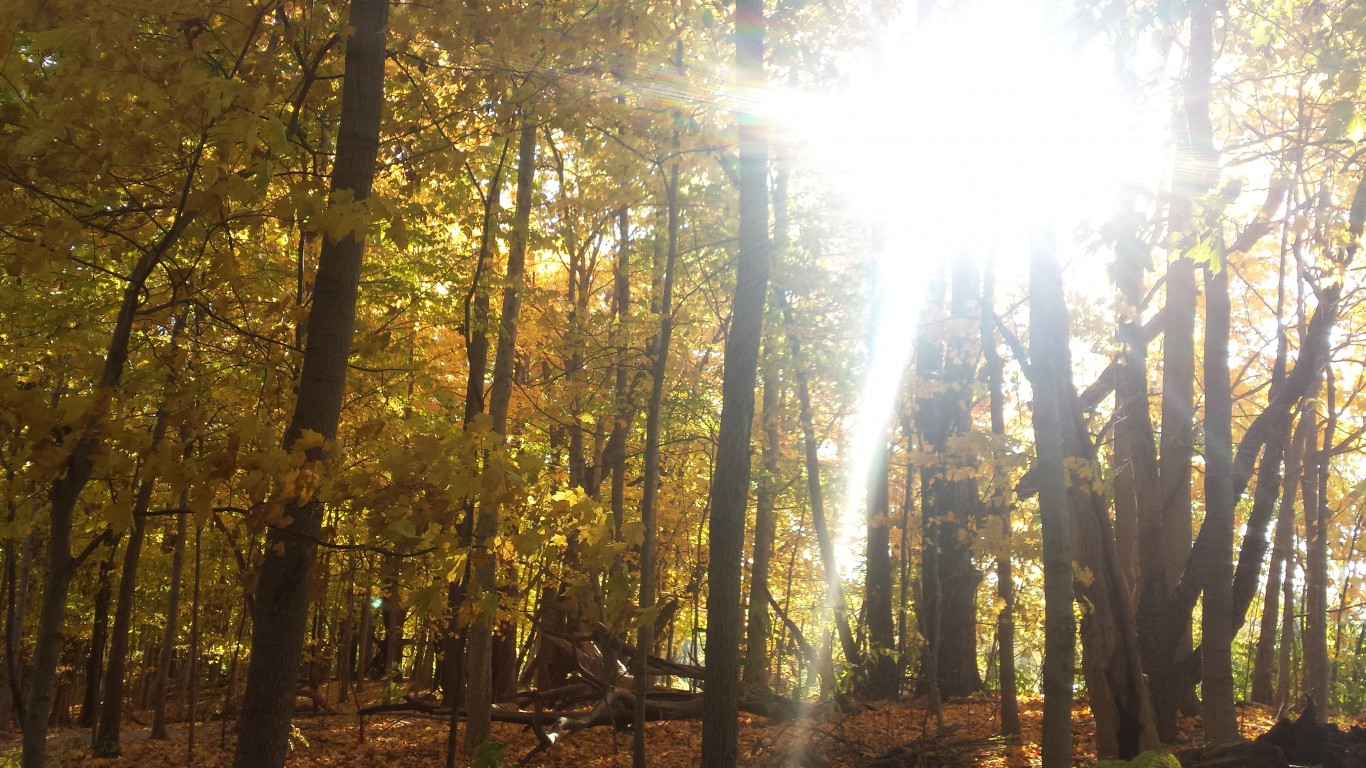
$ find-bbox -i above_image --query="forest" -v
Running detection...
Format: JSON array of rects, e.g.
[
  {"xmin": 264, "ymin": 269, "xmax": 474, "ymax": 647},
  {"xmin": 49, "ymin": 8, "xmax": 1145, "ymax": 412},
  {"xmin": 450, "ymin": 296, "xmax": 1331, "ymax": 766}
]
[{"xmin": 4, "ymin": 0, "xmax": 1366, "ymax": 766}]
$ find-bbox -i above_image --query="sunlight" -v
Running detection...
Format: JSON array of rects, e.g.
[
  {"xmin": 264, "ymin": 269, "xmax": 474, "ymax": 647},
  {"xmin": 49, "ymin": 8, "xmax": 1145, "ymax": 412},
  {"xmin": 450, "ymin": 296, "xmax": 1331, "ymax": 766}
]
[{"xmin": 763, "ymin": 0, "xmax": 1168, "ymax": 558}]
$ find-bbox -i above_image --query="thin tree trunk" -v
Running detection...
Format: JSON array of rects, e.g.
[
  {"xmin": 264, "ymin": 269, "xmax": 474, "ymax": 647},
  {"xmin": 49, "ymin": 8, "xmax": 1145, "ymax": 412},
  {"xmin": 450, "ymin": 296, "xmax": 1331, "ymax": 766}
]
[
  {"xmin": 22, "ymin": 213, "xmax": 195, "ymax": 768},
  {"xmin": 94, "ymin": 466, "xmax": 169, "ymax": 756},
  {"xmin": 337, "ymin": 560, "xmax": 355, "ymax": 705},
  {"xmin": 188, "ymin": 522, "xmax": 202, "ymax": 763},
  {"xmin": 465, "ymin": 113, "xmax": 535, "ymax": 753},
  {"xmin": 700, "ymin": 0, "xmax": 768, "ymax": 760},
  {"xmin": 774, "ymin": 287, "xmax": 860, "ymax": 667},
  {"xmin": 95, "ymin": 309, "xmax": 187, "ymax": 757},
  {"xmin": 1030, "ymin": 229, "xmax": 1075, "ymax": 768},
  {"xmin": 633, "ymin": 158, "xmax": 680, "ymax": 768},
  {"xmin": 3, "ymin": 524, "xmax": 34, "ymax": 730},
  {"xmin": 231, "ymin": 1, "xmax": 389, "ymax": 762},
  {"xmin": 1251, "ymin": 415, "xmax": 1307, "ymax": 703},
  {"xmin": 743, "ymin": 356, "xmax": 779, "ymax": 690},
  {"xmin": 864, "ymin": 439, "xmax": 899, "ymax": 699},
  {"xmin": 1200, "ymin": 263, "xmax": 1237, "ymax": 744},
  {"xmin": 151, "ymin": 497, "xmax": 190, "ymax": 738},
  {"xmin": 982, "ymin": 264, "xmax": 1019, "ymax": 736},
  {"xmin": 79, "ymin": 540, "xmax": 119, "ymax": 728},
  {"xmin": 1304, "ymin": 383, "xmax": 1330, "ymax": 708}
]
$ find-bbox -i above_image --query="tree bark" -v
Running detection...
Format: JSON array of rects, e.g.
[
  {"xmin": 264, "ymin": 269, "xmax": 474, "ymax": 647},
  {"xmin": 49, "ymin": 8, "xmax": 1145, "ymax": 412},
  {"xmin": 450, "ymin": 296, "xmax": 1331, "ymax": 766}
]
[
  {"xmin": 1304, "ymin": 395, "xmax": 1329, "ymax": 708},
  {"xmin": 916, "ymin": 263, "xmax": 983, "ymax": 701},
  {"xmin": 633, "ymin": 158, "xmax": 679, "ymax": 768},
  {"xmin": 21, "ymin": 168, "xmax": 195, "ymax": 768},
  {"xmin": 1200, "ymin": 264, "xmax": 1237, "ymax": 744},
  {"xmin": 230, "ymin": 1, "xmax": 388, "ymax": 763},
  {"xmin": 700, "ymin": 0, "xmax": 768, "ymax": 761},
  {"xmin": 78, "ymin": 541, "xmax": 118, "ymax": 728},
  {"xmin": 744, "ymin": 355, "xmax": 779, "ymax": 691},
  {"xmin": 151, "ymin": 503, "xmax": 190, "ymax": 738},
  {"xmin": 465, "ymin": 113, "xmax": 535, "ymax": 753},
  {"xmin": 95, "ymin": 393, "xmax": 176, "ymax": 757},
  {"xmin": 1138, "ymin": 0, "xmax": 1220, "ymax": 736},
  {"xmin": 1030, "ymin": 229, "xmax": 1075, "ymax": 768},
  {"xmin": 864, "ymin": 440, "xmax": 899, "ymax": 699},
  {"xmin": 982, "ymin": 264, "xmax": 1019, "ymax": 736},
  {"xmin": 1251, "ymin": 414, "xmax": 1307, "ymax": 703}
]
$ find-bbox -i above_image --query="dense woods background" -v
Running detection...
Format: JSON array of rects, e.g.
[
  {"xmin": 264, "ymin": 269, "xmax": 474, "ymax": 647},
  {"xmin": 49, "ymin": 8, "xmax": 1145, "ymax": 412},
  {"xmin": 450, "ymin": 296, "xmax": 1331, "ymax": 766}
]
[{"xmin": 5, "ymin": 0, "xmax": 1366, "ymax": 766}]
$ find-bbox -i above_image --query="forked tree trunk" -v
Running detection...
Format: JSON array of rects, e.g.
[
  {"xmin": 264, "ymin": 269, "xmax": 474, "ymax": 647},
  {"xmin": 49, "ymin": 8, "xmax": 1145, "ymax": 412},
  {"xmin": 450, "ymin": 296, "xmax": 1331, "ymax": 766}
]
[
  {"xmin": 230, "ymin": 1, "xmax": 388, "ymax": 763},
  {"xmin": 1251, "ymin": 415, "xmax": 1307, "ymax": 703},
  {"xmin": 700, "ymin": 0, "xmax": 768, "ymax": 761},
  {"xmin": 22, "ymin": 211, "xmax": 194, "ymax": 768}
]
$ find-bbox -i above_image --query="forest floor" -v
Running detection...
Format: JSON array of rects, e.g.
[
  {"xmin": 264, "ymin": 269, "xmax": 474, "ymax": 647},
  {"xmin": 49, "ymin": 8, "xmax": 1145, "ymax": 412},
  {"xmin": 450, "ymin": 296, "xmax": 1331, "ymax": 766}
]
[{"xmin": 6, "ymin": 693, "xmax": 1287, "ymax": 767}]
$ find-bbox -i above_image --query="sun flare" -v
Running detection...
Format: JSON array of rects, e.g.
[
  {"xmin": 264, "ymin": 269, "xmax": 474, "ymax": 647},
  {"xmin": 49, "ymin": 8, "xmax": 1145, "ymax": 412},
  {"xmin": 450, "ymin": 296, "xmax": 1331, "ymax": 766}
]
[{"xmin": 764, "ymin": 0, "xmax": 1169, "ymax": 554}]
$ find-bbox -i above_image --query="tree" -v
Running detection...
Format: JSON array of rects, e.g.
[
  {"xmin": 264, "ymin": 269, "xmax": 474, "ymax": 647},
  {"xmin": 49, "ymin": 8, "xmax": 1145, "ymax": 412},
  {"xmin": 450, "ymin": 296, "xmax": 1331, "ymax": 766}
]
[
  {"xmin": 232, "ymin": 0, "xmax": 389, "ymax": 763},
  {"xmin": 1029, "ymin": 229, "xmax": 1075, "ymax": 768},
  {"xmin": 700, "ymin": 0, "xmax": 769, "ymax": 763}
]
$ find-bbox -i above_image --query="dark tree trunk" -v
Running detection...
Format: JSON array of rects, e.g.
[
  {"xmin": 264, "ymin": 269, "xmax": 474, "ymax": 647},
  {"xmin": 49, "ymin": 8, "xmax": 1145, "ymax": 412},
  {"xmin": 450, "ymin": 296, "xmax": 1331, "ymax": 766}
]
[
  {"xmin": 3, "ymin": 524, "xmax": 34, "ymax": 730},
  {"xmin": 982, "ymin": 265, "xmax": 1019, "ymax": 736},
  {"xmin": 22, "ymin": 215, "xmax": 194, "ymax": 768},
  {"xmin": 151, "ymin": 502, "xmax": 189, "ymax": 738},
  {"xmin": 79, "ymin": 541, "xmax": 119, "ymax": 728},
  {"xmin": 1252, "ymin": 416, "xmax": 1308, "ymax": 703},
  {"xmin": 700, "ymin": 0, "xmax": 768, "ymax": 760},
  {"xmin": 466, "ymin": 113, "xmax": 535, "ymax": 752},
  {"xmin": 916, "ymin": 263, "xmax": 983, "ymax": 701},
  {"xmin": 1304, "ymin": 399, "xmax": 1329, "ymax": 707},
  {"xmin": 633, "ymin": 158, "xmax": 679, "ymax": 768},
  {"xmin": 1030, "ymin": 230, "xmax": 1076, "ymax": 768},
  {"xmin": 743, "ymin": 352, "xmax": 779, "ymax": 691},
  {"xmin": 1138, "ymin": 0, "xmax": 1220, "ymax": 737},
  {"xmin": 864, "ymin": 441, "xmax": 899, "ymax": 699},
  {"xmin": 230, "ymin": 1, "xmax": 388, "ymax": 763},
  {"xmin": 93, "ymin": 470, "xmax": 162, "ymax": 757},
  {"xmin": 1200, "ymin": 264, "xmax": 1237, "ymax": 744}
]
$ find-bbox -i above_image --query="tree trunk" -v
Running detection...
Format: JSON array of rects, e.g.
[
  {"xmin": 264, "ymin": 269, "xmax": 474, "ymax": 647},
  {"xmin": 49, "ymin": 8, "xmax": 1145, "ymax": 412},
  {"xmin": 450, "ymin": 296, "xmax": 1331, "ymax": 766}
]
[
  {"xmin": 93, "ymin": 480, "xmax": 158, "ymax": 756},
  {"xmin": 777, "ymin": 288, "xmax": 859, "ymax": 667},
  {"xmin": 381, "ymin": 555, "xmax": 403, "ymax": 695},
  {"xmin": 916, "ymin": 263, "xmax": 983, "ymax": 701},
  {"xmin": 151, "ymin": 502, "xmax": 189, "ymax": 738},
  {"xmin": 743, "ymin": 354, "xmax": 779, "ymax": 691},
  {"xmin": 1138, "ymin": 0, "xmax": 1220, "ymax": 737},
  {"xmin": 230, "ymin": 1, "xmax": 388, "ymax": 763},
  {"xmin": 3, "ymin": 524, "xmax": 34, "ymax": 730},
  {"xmin": 1251, "ymin": 414, "xmax": 1308, "ymax": 703},
  {"xmin": 1304, "ymin": 396, "xmax": 1329, "ymax": 708},
  {"xmin": 188, "ymin": 522, "xmax": 202, "ymax": 762},
  {"xmin": 864, "ymin": 440, "xmax": 899, "ymax": 699},
  {"xmin": 79, "ymin": 541, "xmax": 119, "ymax": 728},
  {"xmin": 465, "ymin": 113, "xmax": 535, "ymax": 753},
  {"xmin": 982, "ymin": 264, "xmax": 1019, "ymax": 736},
  {"xmin": 1030, "ymin": 229, "xmax": 1076, "ymax": 768},
  {"xmin": 633, "ymin": 158, "xmax": 680, "ymax": 768},
  {"xmin": 700, "ymin": 0, "xmax": 768, "ymax": 761},
  {"xmin": 1109, "ymin": 197, "xmax": 1159, "ymax": 598},
  {"xmin": 1200, "ymin": 263, "xmax": 1238, "ymax": 744}
]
